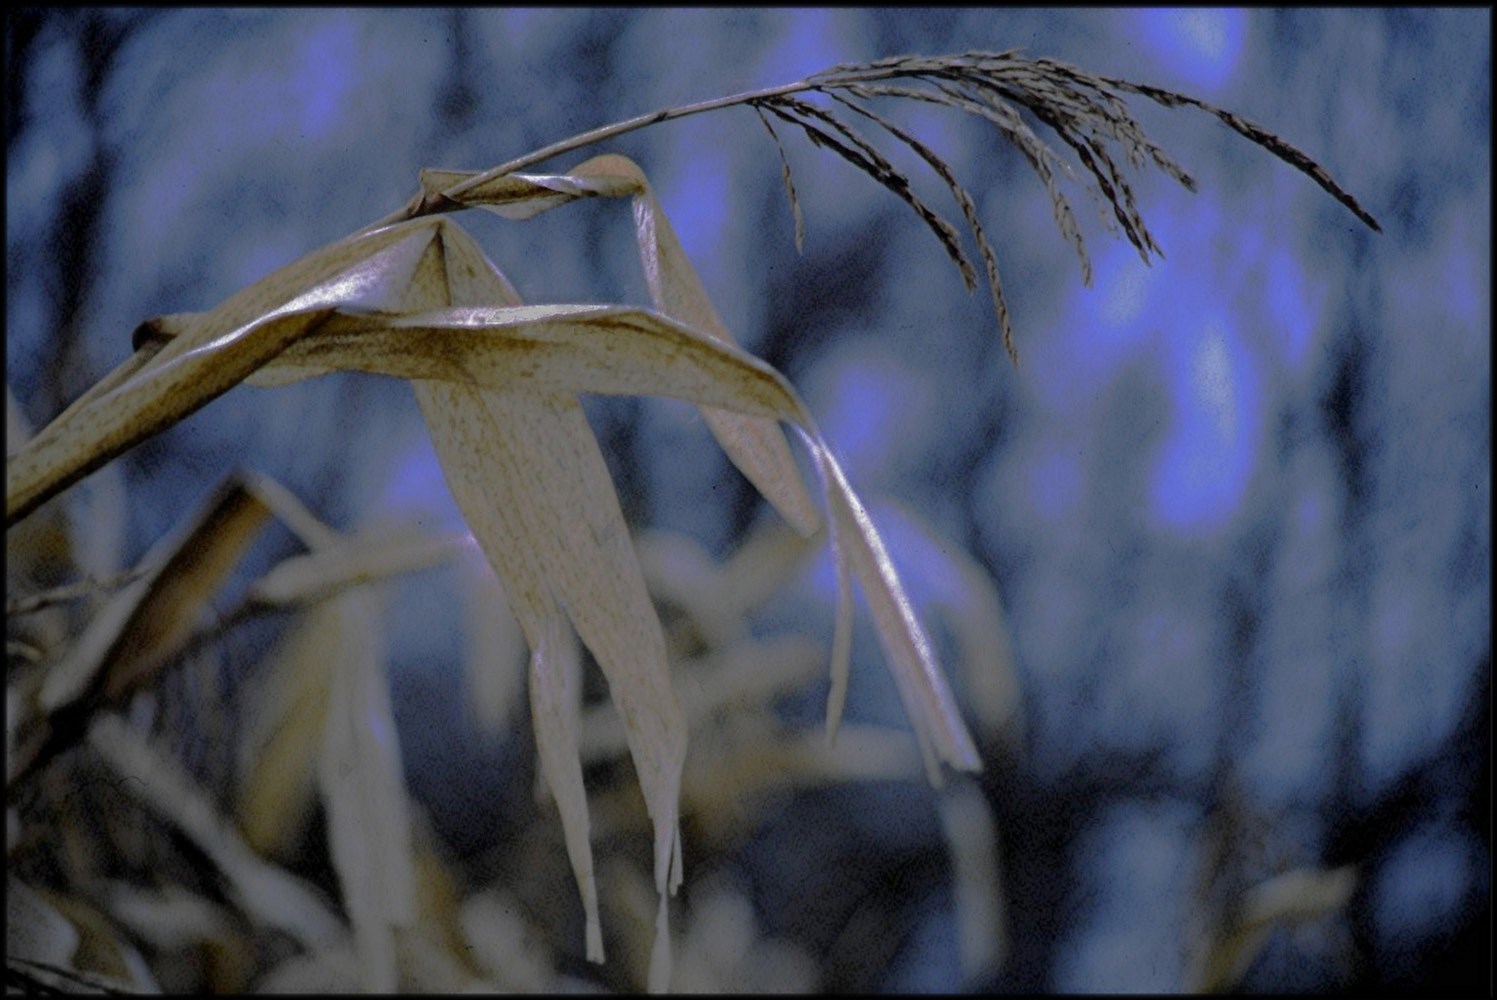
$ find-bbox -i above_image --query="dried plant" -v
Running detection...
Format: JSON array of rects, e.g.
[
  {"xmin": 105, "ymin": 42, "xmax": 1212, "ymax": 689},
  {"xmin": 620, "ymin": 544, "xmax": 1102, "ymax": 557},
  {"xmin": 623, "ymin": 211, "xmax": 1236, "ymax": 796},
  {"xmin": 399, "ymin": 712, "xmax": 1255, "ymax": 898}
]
[{"xmin": 6, "ymin": 46, "xmax": 1377, "ymax": 993}]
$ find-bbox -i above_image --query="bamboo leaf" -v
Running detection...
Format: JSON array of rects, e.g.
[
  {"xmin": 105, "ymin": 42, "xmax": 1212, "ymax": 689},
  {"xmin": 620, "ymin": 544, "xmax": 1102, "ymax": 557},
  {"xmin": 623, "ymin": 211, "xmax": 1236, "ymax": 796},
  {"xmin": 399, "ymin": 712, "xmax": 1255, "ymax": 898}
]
[
  {"xmin": 246, "ymin": 527, "xmax": 464, "ymax": 608},
  {"xmin": 417, "ymin": 376, "xmax": 610, "ymax": 962},
  {"xmin": 423, "ymin": 155, "xmax": 824, "ymax": 539},
  {"xmin": 317, "ymin": 591, "xmax": 415, "ymax": 992},
  {"xmin": 6, "ymin": 221, "xmax": 446, "ymax": 526},
  {"xmin": 11, "ymin": 474, "xmax": 269, "ymax": 789},
  {"xmin": 820, "ymin": 455, "xmax": 982, "ymax": 778}
]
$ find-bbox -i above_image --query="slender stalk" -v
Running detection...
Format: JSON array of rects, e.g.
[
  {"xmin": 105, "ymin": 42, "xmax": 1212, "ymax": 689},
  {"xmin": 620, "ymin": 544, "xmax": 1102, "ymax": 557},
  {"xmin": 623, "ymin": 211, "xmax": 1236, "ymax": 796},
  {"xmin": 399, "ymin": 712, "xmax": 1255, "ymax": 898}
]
[{"xmin": 353, "ymin": 76, "xmax": 818, "ymax": 237}]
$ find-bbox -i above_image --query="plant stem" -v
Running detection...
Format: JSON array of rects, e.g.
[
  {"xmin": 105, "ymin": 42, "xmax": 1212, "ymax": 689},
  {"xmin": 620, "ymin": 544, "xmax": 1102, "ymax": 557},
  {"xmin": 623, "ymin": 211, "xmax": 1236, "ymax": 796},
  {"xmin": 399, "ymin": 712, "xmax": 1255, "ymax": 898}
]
[{"xmin": 353, "ymin": 76, "xmax": 820, "ymax": 236}]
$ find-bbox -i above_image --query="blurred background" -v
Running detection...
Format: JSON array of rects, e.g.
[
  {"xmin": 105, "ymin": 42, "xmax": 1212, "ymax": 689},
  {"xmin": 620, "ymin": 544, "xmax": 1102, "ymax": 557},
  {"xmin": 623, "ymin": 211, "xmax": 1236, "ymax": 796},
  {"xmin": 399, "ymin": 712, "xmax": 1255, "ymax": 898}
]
[{"xmin": 6, "ymin": 7, "xmax": 1490, "ymax": 992}]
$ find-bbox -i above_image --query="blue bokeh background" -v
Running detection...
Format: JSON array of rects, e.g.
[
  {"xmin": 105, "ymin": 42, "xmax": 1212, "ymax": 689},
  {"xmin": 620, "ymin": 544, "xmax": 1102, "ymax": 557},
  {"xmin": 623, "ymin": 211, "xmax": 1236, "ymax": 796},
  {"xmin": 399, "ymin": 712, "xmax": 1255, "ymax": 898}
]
[{"xmin": 7, "ymin": 8, "xmax": 1490, "ymax": 991}]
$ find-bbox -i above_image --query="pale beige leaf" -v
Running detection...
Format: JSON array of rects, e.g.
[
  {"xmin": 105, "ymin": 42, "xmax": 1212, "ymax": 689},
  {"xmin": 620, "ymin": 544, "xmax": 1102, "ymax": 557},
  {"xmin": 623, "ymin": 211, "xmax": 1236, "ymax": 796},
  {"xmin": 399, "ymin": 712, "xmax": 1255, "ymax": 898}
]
[
  {"xmin": 235, "ymin": 633, "xmax": 327, "ymax": 856},
  {"xmin": 403, "ymin": 223, "xmax": 613, "ymax": 965},
  {"xmin": 822, "ymin": 455, "xmax": 982, "ymax": 778},
  {"xmin": 423, "ymin": 383, "xmax": 687, "ymax": 903},
  {"xmin": 247, "ymin": 526, "xmax": 464, "ymax": 608},
  {"xmin": 105, "ymin": 883, "xmax": 234, "ymax": 952},
  {"xmin": 425, "ymin": 154, "xmax": 822, "ymax": 538},
  {"xmin": 7, "ymin": 877, "xmax": 80, "ymax": 968},
  {"xmin": 249, "ymin": 304, "xmax": 807, "ymax": 421},
  {"xmin": 526, "ymin": 613, "xmax": 605, "ymax": 962},
  {"xmin": 7, "ymin": 219, "xmax": 447, "ymax": 525},
  {"xmin": 38, "ymin": 475, "xmax": 268, "ymax": 712},
  {"xmin": 318, "ymin": 590, "xmax": 416, "ymax": 992}
]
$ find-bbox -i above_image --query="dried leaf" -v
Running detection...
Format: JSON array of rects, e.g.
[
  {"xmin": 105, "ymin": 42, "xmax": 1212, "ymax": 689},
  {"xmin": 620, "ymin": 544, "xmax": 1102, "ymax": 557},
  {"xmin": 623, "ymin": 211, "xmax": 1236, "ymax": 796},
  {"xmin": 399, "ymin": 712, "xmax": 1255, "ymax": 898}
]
[
  {"xmin": 246, "ymin": 526, "xmax": 464, "ymax": 608},
  {"xmin": 423, "ymin": 154, "xmax": 823, "ymax": 539},
  {"xmin": 6, "ymin": 220, "xmax": 444, "ymax": 525},
  {"xmin": 88, "ymin": 716, "xmax": 343, "ymax": 948},
  {"xmin": 821, "ymin": 457, "xmax": 982, "ymax": 779},
  {"xmin": 236, "ymin": 629, "xmax": 327, "ymax": 856},
  {"xmin": 11, "ymin": 474, "xmax": 269, "ymax": 787},
  {"xmin": 318, "ymin": 591, "xmax": 415, "ymax": 992},
  {"xmin": 1194, "ymin": 865, "xmax": 1358, "ymax": 991},
  {"xmin": 7, "ymin": 877, "xmax": 81, "ymax": 969}
]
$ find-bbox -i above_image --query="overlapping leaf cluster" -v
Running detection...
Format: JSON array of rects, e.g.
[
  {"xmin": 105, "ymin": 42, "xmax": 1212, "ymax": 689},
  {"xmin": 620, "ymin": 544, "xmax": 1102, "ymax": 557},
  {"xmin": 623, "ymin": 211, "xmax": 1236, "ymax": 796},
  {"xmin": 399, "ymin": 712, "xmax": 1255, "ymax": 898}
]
[{"xmin": 6, "ymin": 47, "xmax": 1379, "ymax": 992}]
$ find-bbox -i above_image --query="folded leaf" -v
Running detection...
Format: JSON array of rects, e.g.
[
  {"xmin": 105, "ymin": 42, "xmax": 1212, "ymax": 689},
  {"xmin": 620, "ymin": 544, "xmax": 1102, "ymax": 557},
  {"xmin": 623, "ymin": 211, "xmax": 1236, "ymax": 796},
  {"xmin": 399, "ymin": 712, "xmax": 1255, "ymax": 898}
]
[
  {"xmin": 423, "ymin": 154, "xmax": 822, "ymax": 538},
  {"xmin": 408, "ymin": 221, "xmax": 681, "ymax": 965},
  {"xmin": 10, "ymin": 475, "xmax": 269, "ymax": 789},
  {"xmin": 7, "ymin": 220, "xmax": 445, "ymax": 525}
]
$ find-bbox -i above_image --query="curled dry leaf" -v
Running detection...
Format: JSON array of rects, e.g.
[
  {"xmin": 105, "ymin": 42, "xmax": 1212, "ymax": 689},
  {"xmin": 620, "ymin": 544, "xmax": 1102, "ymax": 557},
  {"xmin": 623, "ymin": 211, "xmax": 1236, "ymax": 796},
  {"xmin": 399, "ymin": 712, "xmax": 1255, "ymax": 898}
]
[
  {"xmin": 12, "ymin": 159, "xmax": 980, "ymax": 986},
  {"xmin": 9, "ymin": 474, "xmax": 269, "ymax": 790},
  {"xmin": 420, "ymin": 153, "xmax": 823, "ymax": 539}
]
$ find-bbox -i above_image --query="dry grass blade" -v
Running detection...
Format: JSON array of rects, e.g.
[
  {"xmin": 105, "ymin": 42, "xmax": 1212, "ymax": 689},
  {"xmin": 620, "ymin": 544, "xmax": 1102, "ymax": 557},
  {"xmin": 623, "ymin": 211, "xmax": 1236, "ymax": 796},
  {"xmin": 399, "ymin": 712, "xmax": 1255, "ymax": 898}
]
[
  {"xmin": 245, "ymin": 528, "xmax": 465, "ymax": 608},
  {"xmin": 753, "ymin": 106, "xmax": 806, "ymax": 254},
  {"xmin": 6, "ymin": 221, "xmax": 444, "ymax": 526},
  {"xmin": 236, "ymin": 618, "xmax": 329, "ymax": 856},
  {"xmin": 420, "ymin": 154, "xmax": 824, "ymax": 539},
  {"xmin": 88, "ymin": 715, "xmax": 344, "ymax": 948},
  {"xmin": 9, "ymin": 475, "xmax": 269, "ymax": 791},
  {"xmin": 410, "ymin": 222, "xmax": 684, "ymax": 973},
  {"xmin": 819, "ymin": 455, "xmax": 982, "ymax": 780}
]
